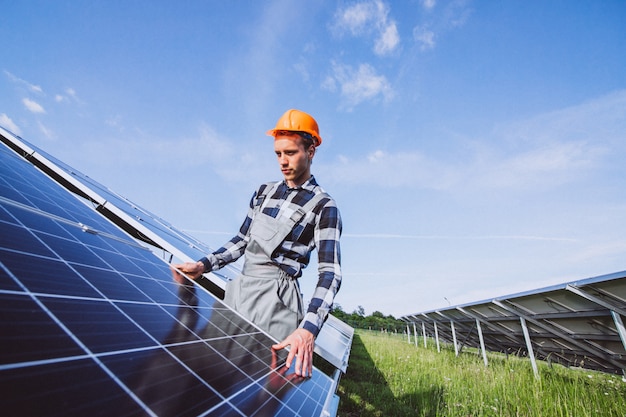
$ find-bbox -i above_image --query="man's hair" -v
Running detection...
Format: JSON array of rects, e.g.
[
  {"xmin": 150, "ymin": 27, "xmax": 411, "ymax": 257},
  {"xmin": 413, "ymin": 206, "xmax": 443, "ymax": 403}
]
[
  {"xmin": 275, "ymin": 130, "xmax": 315, "ymax": 149},
  {"xmin": 298, "ymin": 132, "xmax": 315, "ymax": 149}
]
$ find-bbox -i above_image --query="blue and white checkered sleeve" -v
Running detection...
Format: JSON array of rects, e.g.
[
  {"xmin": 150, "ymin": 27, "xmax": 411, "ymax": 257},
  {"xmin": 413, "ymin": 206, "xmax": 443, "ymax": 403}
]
[{"xmin": 300, "ymin": 203, "xmax": 342, "ymax": 336}]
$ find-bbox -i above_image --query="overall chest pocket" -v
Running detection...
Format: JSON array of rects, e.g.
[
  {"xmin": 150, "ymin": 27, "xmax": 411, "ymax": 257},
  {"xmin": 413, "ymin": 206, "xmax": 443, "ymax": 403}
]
[
  {"xmin": 248, "ymin": 213, "xmax": 295, "ymax": 258},
  {"xmin": 249, "ymin": 215, "xmax": 279, "ymax": 242}
]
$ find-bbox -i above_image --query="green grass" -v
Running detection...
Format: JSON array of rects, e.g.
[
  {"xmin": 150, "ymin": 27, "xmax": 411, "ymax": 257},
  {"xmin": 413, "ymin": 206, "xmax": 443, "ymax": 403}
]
[{"xmin": 336, "ymin": 330, "xmax": 626, "ymax": 417}]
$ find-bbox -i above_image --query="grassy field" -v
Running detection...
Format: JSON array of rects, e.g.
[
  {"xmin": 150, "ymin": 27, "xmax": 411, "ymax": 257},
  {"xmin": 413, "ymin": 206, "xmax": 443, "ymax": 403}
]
[{"xmin": 335, "ymin": 330, "xmax": 626, "ymax": 417}]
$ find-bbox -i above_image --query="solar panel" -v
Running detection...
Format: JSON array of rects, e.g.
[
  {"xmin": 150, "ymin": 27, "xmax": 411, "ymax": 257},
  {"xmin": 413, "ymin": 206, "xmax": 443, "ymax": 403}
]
[
  {"xmin": 0, "ymin": 131, "xmax": 340, "ymax": 416},
  {"xmin": 402, "ymin": 272, "xmax": 626, "ymax": 376},
  {"xmin": 0, "ymin": 129, "xmax": 237, "ymax": 295},
  {"xmin": 0, "ymin": 127, "xmax": 354, "ymax": 374}
]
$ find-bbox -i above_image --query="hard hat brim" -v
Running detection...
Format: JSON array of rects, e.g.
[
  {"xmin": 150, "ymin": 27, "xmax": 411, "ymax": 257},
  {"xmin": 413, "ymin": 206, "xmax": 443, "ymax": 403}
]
[{"xmin": 266, "ymin": 129, "xmax": 322, "ymax": 146}]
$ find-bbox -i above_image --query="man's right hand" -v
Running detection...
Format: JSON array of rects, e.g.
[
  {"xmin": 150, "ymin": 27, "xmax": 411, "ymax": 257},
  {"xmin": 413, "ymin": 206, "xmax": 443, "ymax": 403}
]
[{"xmin": 170, "ymin": 261, "xmax": 204, "ymax": 280}]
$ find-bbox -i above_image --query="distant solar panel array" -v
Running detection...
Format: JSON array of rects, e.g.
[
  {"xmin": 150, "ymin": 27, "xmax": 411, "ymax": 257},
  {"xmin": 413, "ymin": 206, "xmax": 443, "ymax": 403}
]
[
  {"xmin": 0, "ymin": 126, "xmax": 353, "ymax": 416},
  {"xmin": 402, "ymin": 272, "xmax": 626, "ymax": 377}
]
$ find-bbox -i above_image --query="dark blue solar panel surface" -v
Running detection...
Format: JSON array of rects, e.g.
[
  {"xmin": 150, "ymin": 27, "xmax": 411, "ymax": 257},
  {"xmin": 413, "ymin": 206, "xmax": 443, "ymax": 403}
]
[
  {"xmin": 0, "ymin": 138, "xmax": 334, "ymax": 416},
  {"xmin": 6, "ymin": 135, "xmax": 239, "ymax": 284}
]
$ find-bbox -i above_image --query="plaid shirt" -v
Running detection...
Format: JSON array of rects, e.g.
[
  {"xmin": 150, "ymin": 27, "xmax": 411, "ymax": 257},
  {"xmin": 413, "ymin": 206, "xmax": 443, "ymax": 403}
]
[{"xmin": 201, "ymin": 176, "xmax": 342, "ymax": 337}]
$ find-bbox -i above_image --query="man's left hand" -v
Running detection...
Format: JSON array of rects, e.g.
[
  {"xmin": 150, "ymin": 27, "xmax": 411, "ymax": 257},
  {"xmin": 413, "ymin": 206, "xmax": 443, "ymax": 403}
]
[{"xmin": 271, "ymin": 328, "xmax": 314, "ymax": 377}]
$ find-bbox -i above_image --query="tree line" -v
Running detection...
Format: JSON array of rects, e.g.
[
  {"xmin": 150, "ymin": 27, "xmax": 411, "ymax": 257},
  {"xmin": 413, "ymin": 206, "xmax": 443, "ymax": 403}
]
[{"xmin": 330, "ymin": 304, "xmax": 407, "ymax": 333}]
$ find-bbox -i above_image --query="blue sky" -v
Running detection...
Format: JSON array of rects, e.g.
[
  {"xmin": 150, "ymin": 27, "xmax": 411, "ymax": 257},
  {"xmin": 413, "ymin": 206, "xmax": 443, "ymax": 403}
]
[{"xmin": 2, "ymin": 0, "xmax": 625, "ymax": 317}]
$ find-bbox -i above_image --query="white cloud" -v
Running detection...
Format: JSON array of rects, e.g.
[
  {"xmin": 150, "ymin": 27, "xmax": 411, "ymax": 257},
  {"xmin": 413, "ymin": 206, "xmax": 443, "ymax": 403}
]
[
  {"xmin": 76, "ymin": 122, "xmax": 274, "ymax": 185},
  {"xmin": 4, "ymin": 70, "xmax": 43, "ymax": 93},
  {"xmin": 374, "ymin": 21, "xmax": 400, "ymax": 55},
  {"xmin": 333, "ymin": 0, "xmax": 400, "ymax": 56},
  {"xmin": 22, "ymin": 98, "xmax": 46, "ymax": 114},
  {"xmin": 421, "ymin": 0, "xmax": 436, "ymax": 10},
  {"xmin": 0, "ymin": 113, "xmax": 22, "ymax": 135},
  {"xmin": 326, "ymin": 148, "xmax": 452, "ymax": 189},
  {"xmin": 37, "ymin": 121, "xmax": 54, "ymax": 139},
  {"xmin": 337, "ymin": 2, "xmax": 372, "ymax": 33},
  {"xmin": 411, "ymin": 0, "xmax": 471, "ymax": 51},
  {"xmin": 325, "ymin": 134, "xmax": 602, "ymax": 192},
  {"xmin": 56, "ymin": 88, "xmax": 80, "ymax": 103},
  {"xmin": 324, "ymin": 90, "xmax": 625, "ymax": 191},
  {"xmin": 469, "ymin": 141, "xmax": 602, "ymax": 190},
  {"xmin": 324, "ymin": 62, "xmax": 394, "ymax": 109},
  {"xmin": 344, "ymin": 232, "xmax": 577, "ymax": 242},
  {"xmin": 413, "ymin": 26, "xmax": 436, "ymax": 50}
]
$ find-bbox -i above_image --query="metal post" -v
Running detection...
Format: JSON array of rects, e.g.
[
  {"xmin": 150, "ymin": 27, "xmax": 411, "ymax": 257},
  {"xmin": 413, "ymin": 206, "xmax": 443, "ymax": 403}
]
[
  {"xmin": 476, "ymin": 318, "xmax": 488, "ymax": 367},
  {"xmin": 407, "ymin": 324, "xmax": 411, "ymax": 344},
  {"xmin": 434, "ymin": 322, "xmax": 440, "ymax": 352},
  {"xmin": 520, "ymin": 316, "xmax": 539, "ymax": 379},
  {"xmin": 451, "ymin": 321, "xmax": 459, "ymax": 356},
  {"xmin": 422, "ymin": 322, "xmax": 427, "ymax": 348},
  {"xmin": 611, "ymin": 311, "xmax": 626, "ymax": 352},
  {"xmin": 413, "ymin": 322, "xmax": 418, "ymax": 347}
]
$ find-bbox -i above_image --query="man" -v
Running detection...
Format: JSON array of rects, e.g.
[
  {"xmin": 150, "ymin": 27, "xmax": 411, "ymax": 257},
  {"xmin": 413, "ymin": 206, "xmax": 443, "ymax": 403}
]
[{"xmin": 173, "ymin": 109, "xmax": 342, "ymax": 377}]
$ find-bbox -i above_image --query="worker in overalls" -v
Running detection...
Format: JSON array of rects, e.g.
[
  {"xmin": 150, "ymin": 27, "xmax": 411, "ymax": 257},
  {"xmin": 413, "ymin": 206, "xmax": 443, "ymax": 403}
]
[{"xmin": 173, "ymin": 109, "xmax": 342, "ymax": 377}]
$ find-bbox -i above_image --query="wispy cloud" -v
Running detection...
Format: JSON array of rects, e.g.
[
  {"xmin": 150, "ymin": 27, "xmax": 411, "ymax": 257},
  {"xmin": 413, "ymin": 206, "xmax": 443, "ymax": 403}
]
[
  {"xmin": 322, "ymin": 62, "xmax": 394, "ymax": 110},
  {"xmin": 325, "ymin": 90, "xmax": 624, "ymax": 190},
  {"xmin": 470, "ymin": 141, "xmax": 601, "ymax": 190},
  {"xmin": 55, "ymin": 88, "xmax": 81, "ymax": 104},
  {"xmin": 421, "ymin": 0, "xmax": 436, "ymax": 10},
  {"xmin": 332, "ymin": 0, "xmax": 400, "ymax": 56},
  {"xmin": 0, "ymin": 113, "xmax": 21, "ymax": 135},
  {"xmin": 22, "ymin": 98, "xmax": 46, "ymax": 114},
  {"xmin": 77, "ymin": 122, "xmax": 274, "ymax": 185},
  {"xmin": 4, "ymin": 70, "xmax": 43, "ymax": 94},
  {"xmin": 325, "ymin": 148, "xmax": 453, "ymax": 189},
  {"xmin": 344, "ymin": 233, "xmax": 578, "ymax": 242},
  {"xmin": 37, "ymin": 121, "xmax": 54, "ymax": 139},
  {"xmin": 413, "ymin": 26, "xmax": 436, "ymax": 50},
  {"xmin": 411, "ymin": 0, "xmax": 471, "ymax": 51}
]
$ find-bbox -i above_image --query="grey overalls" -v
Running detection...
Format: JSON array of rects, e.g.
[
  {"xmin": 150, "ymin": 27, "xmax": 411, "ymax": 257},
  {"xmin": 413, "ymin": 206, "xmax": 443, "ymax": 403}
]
[{"xmin": 223, "ymin": 182, "xmax": 328, "ymax": 341}]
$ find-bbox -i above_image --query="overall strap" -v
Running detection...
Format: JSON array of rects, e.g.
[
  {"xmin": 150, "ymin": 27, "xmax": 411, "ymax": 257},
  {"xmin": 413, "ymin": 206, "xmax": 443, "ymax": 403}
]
[
  {"xmin": 254, "ymin": 181, "xmax": 281, "ymax": 213},
  {"xmin": 288, "ymin": 191, "xmax": 330, "ymax": 224},
  {"xmin": 254, "ymin": 181, "xmax": 330, "ymax": 224}
]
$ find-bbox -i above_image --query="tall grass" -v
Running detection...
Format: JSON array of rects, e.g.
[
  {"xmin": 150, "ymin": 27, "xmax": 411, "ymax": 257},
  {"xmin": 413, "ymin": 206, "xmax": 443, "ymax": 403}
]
[{"xmin": 336, "ymin": 330, "xmax": 626, "ymax": 417}]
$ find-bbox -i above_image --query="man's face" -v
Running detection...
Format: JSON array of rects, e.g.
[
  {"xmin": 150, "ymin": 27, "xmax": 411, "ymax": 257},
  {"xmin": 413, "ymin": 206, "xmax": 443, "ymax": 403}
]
[{"xmin": 274, "ymin": 133, "xmax": 315, "ymax": 188}]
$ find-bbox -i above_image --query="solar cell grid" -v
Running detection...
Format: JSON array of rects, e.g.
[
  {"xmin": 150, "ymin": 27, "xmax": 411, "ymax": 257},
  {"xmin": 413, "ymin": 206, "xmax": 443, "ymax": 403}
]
[
  {"xmin": 1, "ymin": 128, "xmax": 354, "ymax": 381},
  {"xmin": 0, "ymin": 136, "xmax": 336, "ymax": 415},
  {"xmin": 16, "ymin": 139, "xmax": 233, "ymax": 274}
]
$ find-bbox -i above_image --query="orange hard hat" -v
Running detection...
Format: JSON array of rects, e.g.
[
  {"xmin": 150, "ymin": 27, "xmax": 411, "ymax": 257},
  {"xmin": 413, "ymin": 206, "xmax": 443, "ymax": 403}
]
[{"xmin": 266, "ymin": 109, "xmax": 322, "ymax": 146}]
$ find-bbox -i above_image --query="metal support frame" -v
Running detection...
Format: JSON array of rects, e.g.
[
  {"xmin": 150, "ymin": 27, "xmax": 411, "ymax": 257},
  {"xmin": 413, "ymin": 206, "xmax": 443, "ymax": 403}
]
[
  {"xmin": 611, "ymin": 311, "xmax": 626, "ymax": 353},
  {"xmin": 401, "ymin": 273, "xmax": 626, "ymax": 376},
  {"xmin": 456, "ymin": 306, "xmax": 491, "ymax": 366},
  {"xmin": 493, "ymin": 299, "xmax": 625, "ymax": 372},
  {"xmin": 565, "ymin": 284, "xmax": 626, "ymax": 316},
  {"xmin": 476, "ymin": 318, "xmax": 488, "ymax": 367},
  {"xmin": 413, "ymin": 322, "xmax": 418, "ymax": 347},
  {"xmin": 451, "ymin": 321, "xmax": 459, "ymax": 356},
  {"xmin": 566, "ymin": 284, "xmax": 626, "ymax": 353},
  {"xmin": 434, "ymin": 322, "xmax": 441, "ymax": 352},
  {"xmin": 519, "ymin": 316, "xmax": 539, "ymax": 379}
]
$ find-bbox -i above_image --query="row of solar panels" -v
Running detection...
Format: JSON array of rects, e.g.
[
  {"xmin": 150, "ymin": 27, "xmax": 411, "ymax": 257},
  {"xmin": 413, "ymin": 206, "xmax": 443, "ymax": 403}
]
[
  {"xmin": 401, "ymin": 271, "xmax": 626, "ymax": 376},
  {"xmin": 0, "ymin": 125, "xmax": 353, "ymax": 416}
]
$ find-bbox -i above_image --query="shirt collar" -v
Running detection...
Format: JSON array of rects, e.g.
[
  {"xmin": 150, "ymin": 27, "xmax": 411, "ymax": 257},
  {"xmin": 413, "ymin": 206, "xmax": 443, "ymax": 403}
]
[{"xmin": 282, "ymin": 175, "xmax": 319, "ymax": 193}]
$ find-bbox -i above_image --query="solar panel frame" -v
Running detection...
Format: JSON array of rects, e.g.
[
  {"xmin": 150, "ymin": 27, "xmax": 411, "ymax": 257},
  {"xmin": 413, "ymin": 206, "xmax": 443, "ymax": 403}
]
[
  {"xmin": 0, "ymin": 129, "xmax": 342, "ymax": 416},
  {"xmin": 0, "ymin": 125, "xmax": 354, "ymax": 378},
  {"xmin": 402, "ymin": 272, "xmax": 626, "ymax": 375}
]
